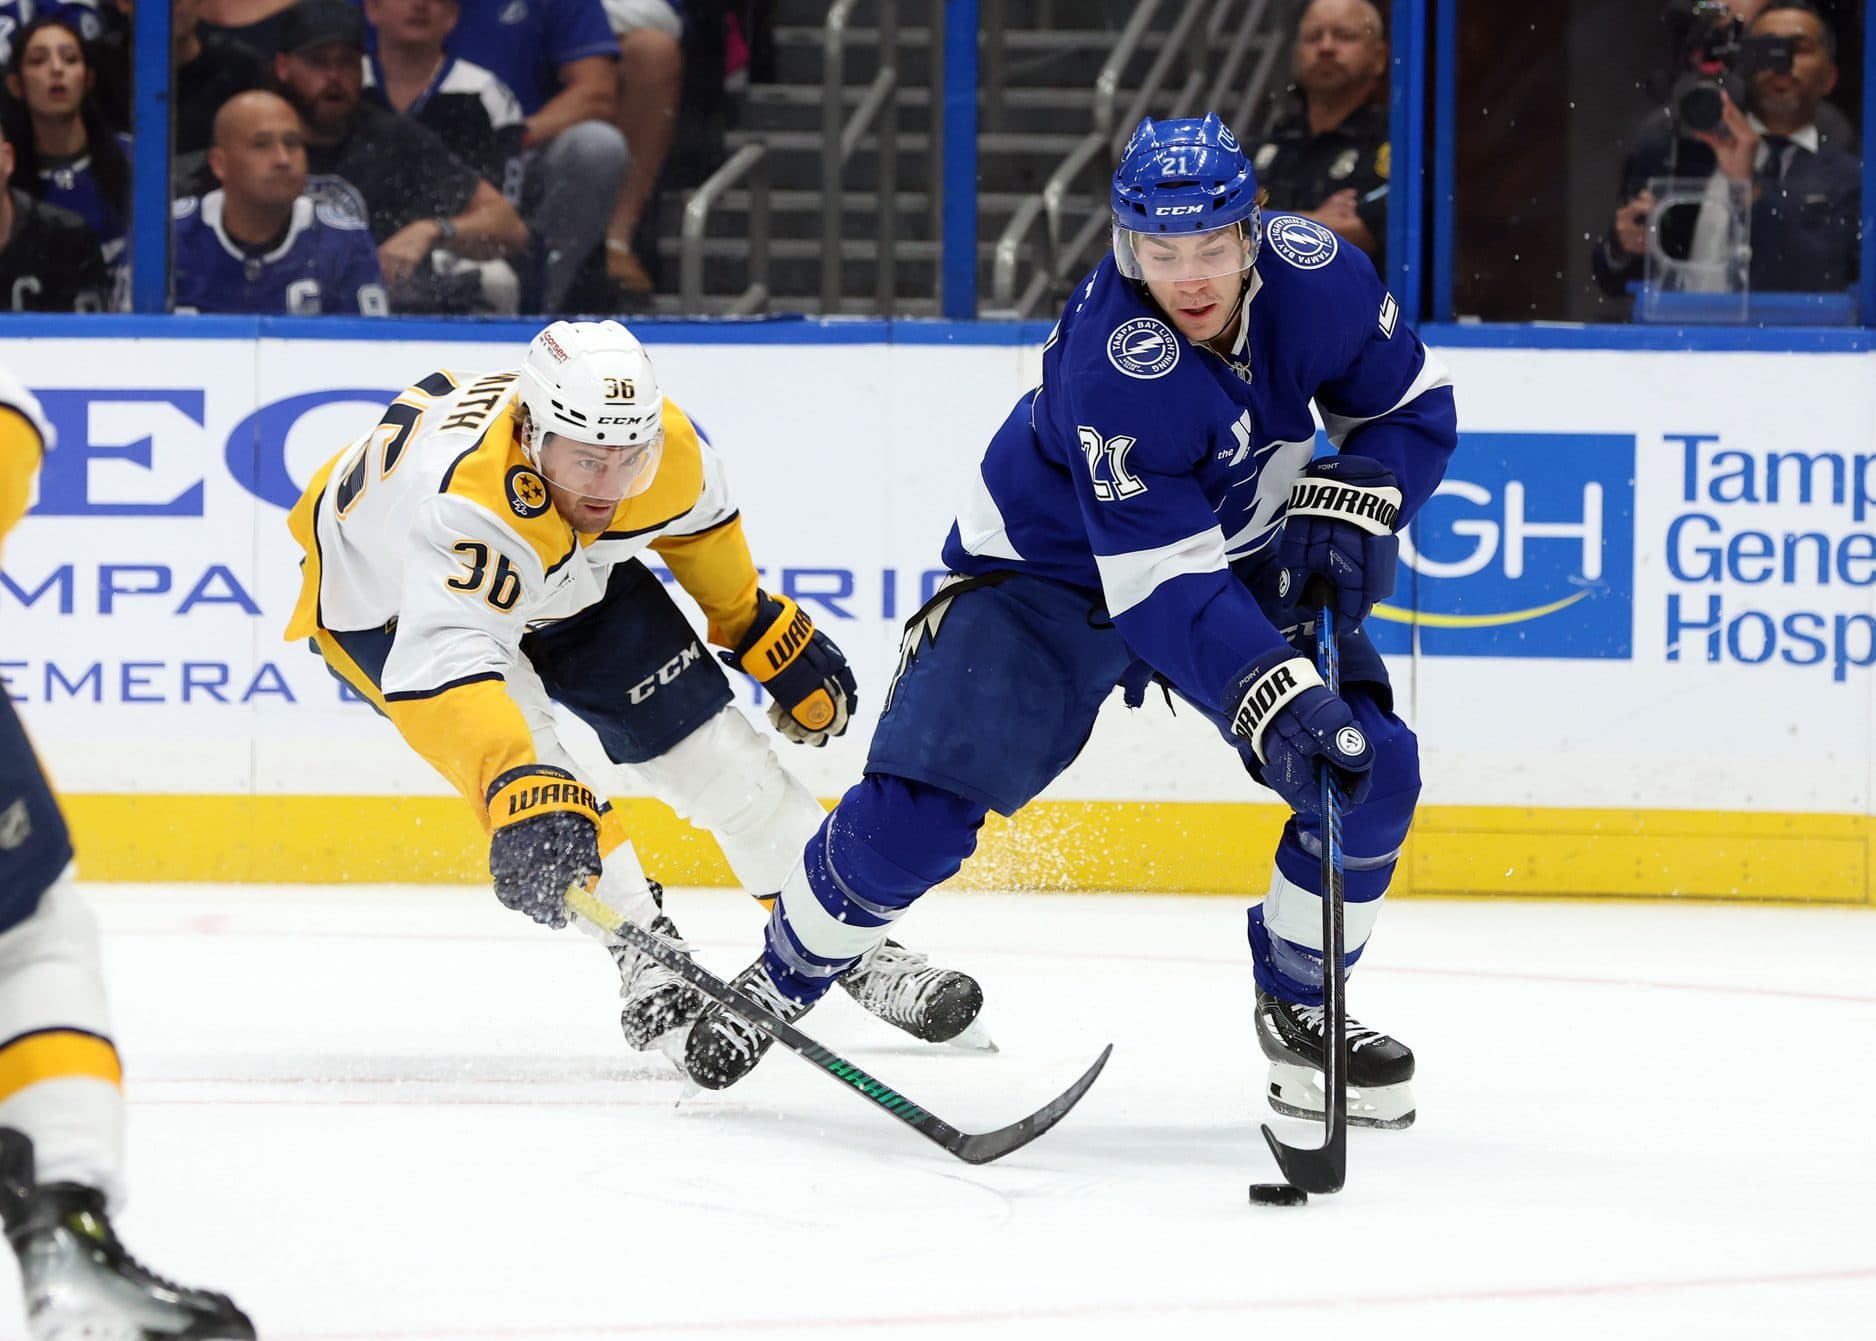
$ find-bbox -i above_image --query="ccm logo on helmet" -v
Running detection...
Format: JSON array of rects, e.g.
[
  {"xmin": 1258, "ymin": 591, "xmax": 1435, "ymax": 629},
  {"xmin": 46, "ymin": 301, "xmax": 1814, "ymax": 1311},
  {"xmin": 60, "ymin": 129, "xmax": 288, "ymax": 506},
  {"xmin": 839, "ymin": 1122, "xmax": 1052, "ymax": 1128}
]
[{"xmin": 1155, "ymin": 204, "xmax": 1205, "ymax": 215}]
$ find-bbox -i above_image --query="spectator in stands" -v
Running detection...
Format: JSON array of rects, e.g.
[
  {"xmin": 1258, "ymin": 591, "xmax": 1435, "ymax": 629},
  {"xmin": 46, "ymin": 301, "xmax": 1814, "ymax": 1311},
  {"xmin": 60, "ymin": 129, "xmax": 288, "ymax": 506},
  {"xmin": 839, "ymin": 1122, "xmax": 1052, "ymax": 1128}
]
[
  {"xmin": 443, "ymin": 0, "xmax": 627, "ymax": 310},
  {"xmin": 173, "ymin": 89, "xmax": 388, "ymax": 314},
  {"xmin": 3, "ymin": 16, "xmax": 130, "ymax": 288},
  {"xmin": 198, "ymin": 0, "xmax": 298, "ymax": 58},
  {"xmin": 49, "ymin": 0, "xmax": 132, "ymax": 132},
  {"xmin": 0, "ymin": 115, "xmax": 108, "ymax": 310},
  {"xmin": 1594, "ymin": 0, "xmax": 1858, "ymax": 297},
  {"xmin": 363, "ymin": 0, "xmax": 528, "ymax": 206},
  {"xmin": 600, "ymin": 0, "xmax": 682, "ymax": 295},
  {"xmin": 272, "ymin": 0, "xmax": 530, "ymax": 313},
  {"xmin": 1250, "ymin": 0, "xmax": 1389, "ymax": 270},
  {"xmin": 175, "ymin": 0, "xmax": 267, "ymax": 158}
]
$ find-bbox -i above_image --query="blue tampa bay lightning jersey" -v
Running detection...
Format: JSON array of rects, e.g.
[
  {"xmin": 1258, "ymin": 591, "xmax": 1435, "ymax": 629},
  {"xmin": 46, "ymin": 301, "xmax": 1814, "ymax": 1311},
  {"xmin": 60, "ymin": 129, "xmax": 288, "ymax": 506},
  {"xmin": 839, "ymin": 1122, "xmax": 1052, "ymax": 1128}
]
[
  {"xmin": 172, "ymin": 192, "xmax": 388, "ymax": 316},
  {"xmin": 942, "ymin": 213, "xmax": 1457, "ymax": 713}
]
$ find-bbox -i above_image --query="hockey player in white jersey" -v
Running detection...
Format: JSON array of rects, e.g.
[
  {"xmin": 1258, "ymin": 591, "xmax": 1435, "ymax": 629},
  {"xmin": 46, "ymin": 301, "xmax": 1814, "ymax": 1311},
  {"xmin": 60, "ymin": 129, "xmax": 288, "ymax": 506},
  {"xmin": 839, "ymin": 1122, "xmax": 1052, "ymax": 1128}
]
[
  {"xmin": 0, "ymin": 368, "xmax": 255, "ymax": 1338},
  {"xmin": 284, "ymin": 320, "xmax": 985, "ymax": 1056}
]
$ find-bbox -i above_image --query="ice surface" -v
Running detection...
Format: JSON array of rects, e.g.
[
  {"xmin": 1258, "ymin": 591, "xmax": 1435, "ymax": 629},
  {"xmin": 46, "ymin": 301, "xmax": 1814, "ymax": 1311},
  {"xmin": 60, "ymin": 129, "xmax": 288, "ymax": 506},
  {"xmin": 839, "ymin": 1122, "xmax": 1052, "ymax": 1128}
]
[{"xmin": 3, "ymin": 884, "xmax": 1871, "ymax": 1340}]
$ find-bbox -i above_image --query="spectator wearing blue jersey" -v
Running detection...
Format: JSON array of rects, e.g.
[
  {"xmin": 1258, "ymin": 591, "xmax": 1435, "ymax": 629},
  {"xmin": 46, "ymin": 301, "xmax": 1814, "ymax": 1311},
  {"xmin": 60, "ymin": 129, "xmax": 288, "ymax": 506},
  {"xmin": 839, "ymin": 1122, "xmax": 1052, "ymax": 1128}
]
[
  {"xmin": 3, "ymin": 16, "xmax": 129, "ymax": 287},
  {"xmin": 685, "ymin": 114, "xmax": 1457, "ymax": 1137},
  {"xmin": 173, "ymin": 89, "xmax": 388, "ymax": 314},
  {"xmin": 443, "ymin": 0, "xmax": 628, "ymax": 310}
]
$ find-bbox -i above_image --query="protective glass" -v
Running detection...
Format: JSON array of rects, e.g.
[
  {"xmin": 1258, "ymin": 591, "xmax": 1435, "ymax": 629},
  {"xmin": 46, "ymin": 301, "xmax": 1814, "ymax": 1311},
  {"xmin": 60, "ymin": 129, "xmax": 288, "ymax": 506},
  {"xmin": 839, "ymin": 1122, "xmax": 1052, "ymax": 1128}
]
[
  {"xmin": 1113, "ymin": 221, "xmax": 1255, "ymax": 283},
  {"xmin": 537, "ymin": 430, "xmax": 664, "ymax": 503}
]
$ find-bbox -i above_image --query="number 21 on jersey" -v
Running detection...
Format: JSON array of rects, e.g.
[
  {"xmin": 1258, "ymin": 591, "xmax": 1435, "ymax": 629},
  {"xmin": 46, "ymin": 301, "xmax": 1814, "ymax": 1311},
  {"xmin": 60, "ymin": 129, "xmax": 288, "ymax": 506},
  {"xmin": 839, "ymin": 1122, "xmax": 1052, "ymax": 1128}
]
[{"xmin": 1078, "ymin": 425, "xmax": 1146, "ymax": 501}]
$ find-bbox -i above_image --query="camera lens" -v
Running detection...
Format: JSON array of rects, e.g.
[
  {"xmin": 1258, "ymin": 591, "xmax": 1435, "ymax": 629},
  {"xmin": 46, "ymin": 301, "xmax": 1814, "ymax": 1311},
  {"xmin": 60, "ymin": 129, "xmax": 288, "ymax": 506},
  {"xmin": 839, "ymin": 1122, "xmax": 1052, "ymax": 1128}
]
[{"xmin": 1677, "ymin": 78, "xmax": 1725, "ymax": 132}]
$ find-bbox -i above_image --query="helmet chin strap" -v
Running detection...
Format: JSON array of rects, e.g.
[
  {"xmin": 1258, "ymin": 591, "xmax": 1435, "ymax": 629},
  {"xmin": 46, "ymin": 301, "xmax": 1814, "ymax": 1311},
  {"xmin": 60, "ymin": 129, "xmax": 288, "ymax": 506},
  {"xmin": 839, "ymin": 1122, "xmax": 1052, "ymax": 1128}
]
[{"xmin": 1212, "ymin": 265, "xmax": 1253, "ymax": 346}]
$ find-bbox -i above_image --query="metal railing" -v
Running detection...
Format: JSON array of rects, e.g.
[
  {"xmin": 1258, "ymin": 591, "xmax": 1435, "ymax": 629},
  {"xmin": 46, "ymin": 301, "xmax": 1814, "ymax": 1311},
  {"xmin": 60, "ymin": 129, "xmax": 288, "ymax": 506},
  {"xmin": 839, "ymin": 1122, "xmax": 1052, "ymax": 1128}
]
[
  {"xmin": 680, "ymin": 143, "xmax": 773, "ymax": 315},
  {"xmin": 990, "ymin": 0, "xmax": 1285, "ymax": 317},
  {"xmin": 823, "ymin": 0, "xmax": 900, "ymax": 314}
]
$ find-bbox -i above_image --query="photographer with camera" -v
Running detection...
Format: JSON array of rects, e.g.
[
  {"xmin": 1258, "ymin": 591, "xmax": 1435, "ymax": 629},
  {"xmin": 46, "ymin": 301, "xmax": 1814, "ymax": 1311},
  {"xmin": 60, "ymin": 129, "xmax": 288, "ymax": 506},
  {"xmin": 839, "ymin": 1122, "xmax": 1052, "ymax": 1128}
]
[{"xmin": 1593, "ymin": 0, "xmax": 1858, "ymax": 300}]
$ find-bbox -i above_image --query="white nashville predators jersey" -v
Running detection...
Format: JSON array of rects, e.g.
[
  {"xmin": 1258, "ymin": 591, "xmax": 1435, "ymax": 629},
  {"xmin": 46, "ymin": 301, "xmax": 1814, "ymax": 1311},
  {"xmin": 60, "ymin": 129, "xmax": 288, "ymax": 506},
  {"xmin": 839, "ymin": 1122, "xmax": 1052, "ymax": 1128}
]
[{"xmin": 286, "ymin": 367, "xmax": 741, "ymax": 700}]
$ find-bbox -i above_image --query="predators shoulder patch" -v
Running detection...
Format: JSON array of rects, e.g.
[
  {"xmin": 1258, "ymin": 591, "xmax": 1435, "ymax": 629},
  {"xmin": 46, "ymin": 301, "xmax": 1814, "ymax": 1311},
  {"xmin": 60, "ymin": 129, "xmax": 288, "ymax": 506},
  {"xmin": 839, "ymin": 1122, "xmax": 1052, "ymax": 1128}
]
[{"xmin": 507, "ymin": 466, "xmax": 550, "ymax": 519}]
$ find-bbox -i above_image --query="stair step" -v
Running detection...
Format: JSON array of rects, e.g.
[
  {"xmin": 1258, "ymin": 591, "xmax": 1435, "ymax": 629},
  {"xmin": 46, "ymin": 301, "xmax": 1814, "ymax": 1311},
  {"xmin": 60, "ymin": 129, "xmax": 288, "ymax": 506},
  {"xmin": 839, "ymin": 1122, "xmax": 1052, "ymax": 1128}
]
[
  {"xmin": 770, "ymin": 24, "xmax": 1173, "ymax": 86},
  {"xmin": 741, "ymin": 82, "xmax": 1101, "ymax": 137},
  {"xmin": 745, "ymin": 83, "xmax": 1096, "ymax": 112}
]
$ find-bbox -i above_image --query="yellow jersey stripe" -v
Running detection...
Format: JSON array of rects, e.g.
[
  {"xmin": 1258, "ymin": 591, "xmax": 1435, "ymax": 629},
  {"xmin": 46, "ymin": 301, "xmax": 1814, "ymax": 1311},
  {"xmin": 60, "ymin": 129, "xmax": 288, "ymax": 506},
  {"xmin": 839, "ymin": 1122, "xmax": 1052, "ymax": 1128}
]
[{"xmin": 0, "ymin": 1029, "xmax": 122, "ymax": 1103}]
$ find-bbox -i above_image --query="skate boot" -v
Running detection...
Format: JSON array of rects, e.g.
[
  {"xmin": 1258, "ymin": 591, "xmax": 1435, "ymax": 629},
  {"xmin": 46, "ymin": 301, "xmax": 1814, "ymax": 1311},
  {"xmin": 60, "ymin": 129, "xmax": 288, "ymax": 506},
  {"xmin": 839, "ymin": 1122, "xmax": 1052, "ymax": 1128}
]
[
  {"xmin": 682, "ymin": 960, "xmax": 810, "ymax": 1090},
  {"xmin": 0, "ymin": 1128, "xmax": 255, "ymax": 1341},
  {"xmin": 609, "ymin": 907, "xmax": 708, "ymax": 1052},
  {"xmin": 1255, "ymin": 988, "xmax": 1416, "ymax": 1130},
  {"xmin": 839, "ymin": 940, "xmax": 990, "ymax": 1048}
]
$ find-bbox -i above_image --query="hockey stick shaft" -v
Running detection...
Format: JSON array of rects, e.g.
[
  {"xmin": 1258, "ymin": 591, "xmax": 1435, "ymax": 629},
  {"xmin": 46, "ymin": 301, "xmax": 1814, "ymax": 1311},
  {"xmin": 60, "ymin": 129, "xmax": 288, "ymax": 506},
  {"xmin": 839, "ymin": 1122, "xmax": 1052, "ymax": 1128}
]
[
  {"xmin": 1259, "ymin": 589, "xmax": 1350, "ymax": 1193},
  {"xmin": 565, "ymin": 884, "xmax": 1112, "ymax": 1166}
]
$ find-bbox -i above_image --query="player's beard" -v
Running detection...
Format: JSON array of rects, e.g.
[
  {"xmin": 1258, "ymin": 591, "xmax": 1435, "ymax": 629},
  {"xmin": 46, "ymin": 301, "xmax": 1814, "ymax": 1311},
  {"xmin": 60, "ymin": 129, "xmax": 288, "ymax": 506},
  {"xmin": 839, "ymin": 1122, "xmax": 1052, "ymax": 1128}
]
[{"xmin": 551, "ymin": 489, "xmax": 620, "ymax": 533}]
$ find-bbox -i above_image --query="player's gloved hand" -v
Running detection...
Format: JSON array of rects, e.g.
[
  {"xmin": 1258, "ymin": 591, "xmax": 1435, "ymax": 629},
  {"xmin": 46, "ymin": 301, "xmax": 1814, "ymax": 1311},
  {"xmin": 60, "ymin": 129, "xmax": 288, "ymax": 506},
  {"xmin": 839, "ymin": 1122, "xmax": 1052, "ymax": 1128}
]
[
  {"xmin": 1226, "ymin": 648, "xmax": 1374, "ymax": 815},
  {"xmin": 485, "ymin": 765, "xmax": 602, "ymax": 928},
  {"xmin": 1278, "ymin": 455, "xmax": 1402, "ymax": 627},
  {"xmin": 722, "ymin": 590, "xmax": 858, "ymax": 747}
]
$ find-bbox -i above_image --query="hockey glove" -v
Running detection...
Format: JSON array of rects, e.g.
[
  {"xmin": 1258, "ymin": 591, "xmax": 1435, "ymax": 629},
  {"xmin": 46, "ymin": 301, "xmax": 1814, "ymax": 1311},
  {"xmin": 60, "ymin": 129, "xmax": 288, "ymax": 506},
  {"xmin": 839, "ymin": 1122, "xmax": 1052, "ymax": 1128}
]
[
  {"xmin": 722, "ymin": 590, "xmax": 857, "ymax": 747},
  {"xmin": 485, "ymin": 765, "xmax": 602, "ymax": 929},
  {"xmin": 1226, "ymin": 648, "xmax": 1374, "ymax": 815},
  {"xmin": 1278, "ymin": 455, "xmax": 1402, "ymax": 628}
]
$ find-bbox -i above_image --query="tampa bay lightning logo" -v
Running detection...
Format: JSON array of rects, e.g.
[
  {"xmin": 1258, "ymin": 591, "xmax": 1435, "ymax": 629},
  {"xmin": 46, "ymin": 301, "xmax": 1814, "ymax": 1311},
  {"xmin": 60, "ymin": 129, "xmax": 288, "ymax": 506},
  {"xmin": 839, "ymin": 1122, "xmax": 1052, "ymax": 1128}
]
[
  {"xmin": 1107, "ymin": 317, "xmax": 1180, "ymax": 380},
  {"xmin": 1265, "ymin": 216, "xmax": 1340, "ymax": 270}
]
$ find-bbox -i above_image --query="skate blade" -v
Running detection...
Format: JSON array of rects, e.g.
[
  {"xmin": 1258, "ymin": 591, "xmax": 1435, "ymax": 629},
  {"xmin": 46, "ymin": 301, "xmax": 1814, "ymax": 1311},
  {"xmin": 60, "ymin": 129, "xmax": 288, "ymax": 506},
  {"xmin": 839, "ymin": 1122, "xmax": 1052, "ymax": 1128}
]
[
  {"xmin": 1266, "ymin": 1061, "xmax": 1416, "ymax": 1129},
  {"xmin": 944, "ymin": 1018, "xmax": 999, "ymax": 1053}
]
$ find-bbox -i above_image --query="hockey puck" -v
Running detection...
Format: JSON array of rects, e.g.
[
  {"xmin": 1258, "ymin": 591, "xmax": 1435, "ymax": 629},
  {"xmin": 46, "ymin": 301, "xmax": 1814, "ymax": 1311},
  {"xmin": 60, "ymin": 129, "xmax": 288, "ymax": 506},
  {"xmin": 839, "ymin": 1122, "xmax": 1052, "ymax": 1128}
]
[{"xmin": 1248, "ymin": 1183, "xmax": 1309, "ymax": 1207}]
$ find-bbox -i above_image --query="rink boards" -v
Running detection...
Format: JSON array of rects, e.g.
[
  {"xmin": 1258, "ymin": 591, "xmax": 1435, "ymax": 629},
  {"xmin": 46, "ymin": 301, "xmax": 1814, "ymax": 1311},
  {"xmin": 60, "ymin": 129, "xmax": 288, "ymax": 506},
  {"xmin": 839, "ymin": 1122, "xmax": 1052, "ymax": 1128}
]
[{"xmin": 4, "ymin": 323, "xmax": 1873, "ymax": 902}]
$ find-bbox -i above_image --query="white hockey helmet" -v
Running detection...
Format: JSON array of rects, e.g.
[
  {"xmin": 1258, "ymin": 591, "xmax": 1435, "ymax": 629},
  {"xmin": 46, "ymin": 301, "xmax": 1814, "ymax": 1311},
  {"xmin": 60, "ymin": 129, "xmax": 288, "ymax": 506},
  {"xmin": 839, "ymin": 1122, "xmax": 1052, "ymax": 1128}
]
[{"xmin": 516, "ymin": 320, "xmax": 665, "ymax": 498}]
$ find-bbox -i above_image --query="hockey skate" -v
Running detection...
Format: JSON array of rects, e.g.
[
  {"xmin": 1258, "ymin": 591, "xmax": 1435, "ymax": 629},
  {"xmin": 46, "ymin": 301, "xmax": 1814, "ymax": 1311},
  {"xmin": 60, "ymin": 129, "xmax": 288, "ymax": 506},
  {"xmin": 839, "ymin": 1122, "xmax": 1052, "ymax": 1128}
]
[
  {"xmin": 1255, "ymin": 988, "xmax": 1416, "ymax": 1130},
  {"xmin": 609, "ymin": 907, "xmax": 708, "ymax": 1053},
  {"xmin": 839, "ymin": 940, "xmax": 993, "ymax": 1050},
  {"xmin": 681, "ymin": 960, "xmax": 809, "ymax": 1090},
  {"xmin": 0, "ymin": 1128, "xmax": 255, "ymax": 1341}
]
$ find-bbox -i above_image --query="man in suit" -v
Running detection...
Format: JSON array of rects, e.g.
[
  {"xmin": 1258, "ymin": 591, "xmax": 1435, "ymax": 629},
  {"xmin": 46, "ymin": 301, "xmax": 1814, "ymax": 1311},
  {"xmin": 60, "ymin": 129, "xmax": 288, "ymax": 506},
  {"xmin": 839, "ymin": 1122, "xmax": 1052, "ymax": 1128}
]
[{"xmin": 1596, "ymin": 1, "xmax": 1859, "ymax": 298}]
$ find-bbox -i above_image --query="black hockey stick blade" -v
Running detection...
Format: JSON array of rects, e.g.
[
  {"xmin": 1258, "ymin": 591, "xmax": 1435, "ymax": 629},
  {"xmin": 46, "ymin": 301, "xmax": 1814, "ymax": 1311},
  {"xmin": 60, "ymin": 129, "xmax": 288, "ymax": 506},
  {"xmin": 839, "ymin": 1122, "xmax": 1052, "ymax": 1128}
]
[
  {"xmin": 1256, "ymin": 589, "xmax": 1350, "ymax": 1196},
  {"xmin": 1260, "ymin": 1112, "xmax": 1346, "ymax": 1193},
  {"xmin": 567, "ymin": 886, "xmax": 1112, "ymax": 1165}
]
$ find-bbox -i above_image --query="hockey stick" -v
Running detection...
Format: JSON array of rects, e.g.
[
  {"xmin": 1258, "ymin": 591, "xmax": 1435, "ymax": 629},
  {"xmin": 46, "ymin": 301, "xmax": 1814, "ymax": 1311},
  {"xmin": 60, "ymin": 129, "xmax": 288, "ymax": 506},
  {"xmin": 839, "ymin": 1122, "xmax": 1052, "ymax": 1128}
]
[
  {"xmin": 565, "ymin": 884, "xmax": 1112, "ymax": 1166},
  {"xmin": 1258, "ymin": 584, "xmax": 1349, "ymax": 1195}
]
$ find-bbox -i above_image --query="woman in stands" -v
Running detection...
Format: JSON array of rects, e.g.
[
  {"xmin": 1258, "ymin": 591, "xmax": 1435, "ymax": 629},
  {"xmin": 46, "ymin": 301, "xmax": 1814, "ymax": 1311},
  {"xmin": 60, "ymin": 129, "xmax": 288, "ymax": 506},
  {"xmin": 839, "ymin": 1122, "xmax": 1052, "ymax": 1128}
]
[{"xmin": 4, "ymin": 16, "xmax": 131, "ymax": 301}]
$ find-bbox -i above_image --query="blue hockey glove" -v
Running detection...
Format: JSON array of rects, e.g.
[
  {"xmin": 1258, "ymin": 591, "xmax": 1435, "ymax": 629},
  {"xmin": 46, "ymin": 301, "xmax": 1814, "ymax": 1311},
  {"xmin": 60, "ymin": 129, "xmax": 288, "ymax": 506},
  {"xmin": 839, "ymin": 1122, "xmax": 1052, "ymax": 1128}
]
[
  {"xmin": 486, "ymin": 765, "xmax": 602, "ymax": 928},
  {"xmin": 1226, "ymin": 648, "xmax": 1374, "ymax": 814},
  {"xmin": 722, "ymin": 591, "xmax": 858, "ymax": 747},
  {"xmin": 1279, "ymin": 455, "xmax": 1402, "ymax": 628}
]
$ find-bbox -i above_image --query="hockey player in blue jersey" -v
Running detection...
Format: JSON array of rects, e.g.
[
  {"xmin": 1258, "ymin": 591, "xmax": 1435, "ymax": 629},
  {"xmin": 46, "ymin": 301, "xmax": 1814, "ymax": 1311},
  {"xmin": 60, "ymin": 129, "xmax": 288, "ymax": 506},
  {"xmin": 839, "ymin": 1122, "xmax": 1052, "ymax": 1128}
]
[{"xmin": 685, "ymin": 113, "xmax": 1458, "ymax": 1129}]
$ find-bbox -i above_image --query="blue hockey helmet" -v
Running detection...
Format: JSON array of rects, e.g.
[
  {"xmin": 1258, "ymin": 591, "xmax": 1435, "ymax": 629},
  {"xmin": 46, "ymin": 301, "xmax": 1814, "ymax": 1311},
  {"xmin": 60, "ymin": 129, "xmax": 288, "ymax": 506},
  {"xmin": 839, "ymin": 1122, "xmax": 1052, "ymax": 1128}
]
[{"xmin": 1110, "ymin": 113, "xmax": 1261, "ymax": 283}]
